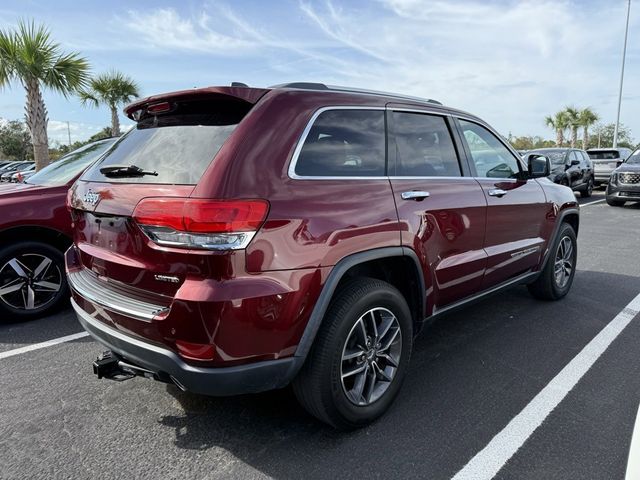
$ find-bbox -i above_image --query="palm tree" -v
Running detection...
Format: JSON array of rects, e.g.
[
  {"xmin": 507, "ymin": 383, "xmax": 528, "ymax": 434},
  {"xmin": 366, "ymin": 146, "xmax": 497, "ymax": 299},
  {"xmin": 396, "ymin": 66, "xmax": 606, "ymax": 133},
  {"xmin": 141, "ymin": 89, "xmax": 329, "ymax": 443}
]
[
  {"xmin": 563, "ymin": 106, "xmax": 580, "ymax": 148},
  {"xmin": 577, "ymin": 108, "xmax": 599, "ymax": 150},
  {"xmin": 79, "ymin": 71, "xmax": 140, "ymax": 136},
  {"xmin": 0, "ymin": 21, "xmax": 90, "ymax": 170},
  {"xmin": 545, "ymin": 111, "xmax": 569, "ymax": 147}
]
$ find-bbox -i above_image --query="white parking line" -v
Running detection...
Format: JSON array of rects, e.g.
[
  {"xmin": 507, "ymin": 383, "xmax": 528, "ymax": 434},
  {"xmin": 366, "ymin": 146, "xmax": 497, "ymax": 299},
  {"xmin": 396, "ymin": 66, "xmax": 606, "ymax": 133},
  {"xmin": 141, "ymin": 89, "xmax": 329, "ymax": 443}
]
[
  {"xmin": 625, "ymin": 404, "xmax": 640, "ymax": 480},
  {"xmin": 452, "ymin": 292, "xmax": 640, "ymax": 480},
  {"xmin": 0, "ymin": 331, "xmax": 90, "ymax": 360},
  {"xmin": 581, "ymin": 198, "xmax": 606, "ymax": 207}
]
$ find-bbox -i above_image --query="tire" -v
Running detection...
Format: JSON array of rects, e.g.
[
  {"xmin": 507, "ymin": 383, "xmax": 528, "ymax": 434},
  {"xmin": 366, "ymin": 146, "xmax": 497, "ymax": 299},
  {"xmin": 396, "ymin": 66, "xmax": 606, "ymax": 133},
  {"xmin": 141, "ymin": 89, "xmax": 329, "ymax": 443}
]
[
  {"xmin": 0, "ymin": 242, "xmax": 68, "ymax": 322},
  {"xmin": 606, "ymin": 198, "xmax": 625, "ymax": 207},
  {"xmin": 580, "ymin": 178, "xmax": 593, "ymax": 198},
  {"xmin": 293, "ymin": 278, "xmax": 413, "ymax": 430},
  {"xmin": 527, "ymin": 223, "xmax": 577, "ymax": 301}
]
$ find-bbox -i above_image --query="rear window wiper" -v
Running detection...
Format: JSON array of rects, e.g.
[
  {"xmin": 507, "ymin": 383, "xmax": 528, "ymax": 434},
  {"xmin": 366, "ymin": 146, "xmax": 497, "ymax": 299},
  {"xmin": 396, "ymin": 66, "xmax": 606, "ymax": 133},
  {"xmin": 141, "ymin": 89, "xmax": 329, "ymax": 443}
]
[{"xmin": 100, "ymin": 164, "xmax": 159, "ymax": 178}]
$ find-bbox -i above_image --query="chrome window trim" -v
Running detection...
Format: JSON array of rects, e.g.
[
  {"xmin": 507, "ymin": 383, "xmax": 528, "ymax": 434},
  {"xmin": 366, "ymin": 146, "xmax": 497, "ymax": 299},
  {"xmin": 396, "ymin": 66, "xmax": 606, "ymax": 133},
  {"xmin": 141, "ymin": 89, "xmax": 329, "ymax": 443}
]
[
  {"xmin": 287, "ymin": 106, "xmax": 386, "ymax": 181},
  {"xmin": 454, "ymin": 115, "xmax": 528, "ymax": 173},
  {"xmin": 288, "ymin": 105, "xmax": 471, "ymax": 181},
  {"xmin": 389, "ymin": 176, "xmax": 474, "ymax": 181}
]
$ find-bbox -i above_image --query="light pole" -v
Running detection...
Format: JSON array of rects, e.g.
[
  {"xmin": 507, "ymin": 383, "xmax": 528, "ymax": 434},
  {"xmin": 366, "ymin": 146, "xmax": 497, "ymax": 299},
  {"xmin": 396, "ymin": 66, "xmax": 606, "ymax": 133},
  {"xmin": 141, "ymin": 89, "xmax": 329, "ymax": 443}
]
[{"xmin": 613, "ymin": 0, "xmax": 631, "ymax": 148}]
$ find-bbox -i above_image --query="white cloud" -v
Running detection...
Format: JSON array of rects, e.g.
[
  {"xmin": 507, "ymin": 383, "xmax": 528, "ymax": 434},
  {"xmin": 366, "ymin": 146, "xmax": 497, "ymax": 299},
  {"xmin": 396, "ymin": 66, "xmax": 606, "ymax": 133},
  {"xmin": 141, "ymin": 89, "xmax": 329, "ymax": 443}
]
[
  {"xmin": 121, "ymin": 8, "xmax": 257, "ymax": 54},
  {"xmin": 47, "ymin": 120, "xmax": 103, "ymax": 145},
  {"xmin": 113, "ymin": 1, "xmax": 639, "ymax": 139}
]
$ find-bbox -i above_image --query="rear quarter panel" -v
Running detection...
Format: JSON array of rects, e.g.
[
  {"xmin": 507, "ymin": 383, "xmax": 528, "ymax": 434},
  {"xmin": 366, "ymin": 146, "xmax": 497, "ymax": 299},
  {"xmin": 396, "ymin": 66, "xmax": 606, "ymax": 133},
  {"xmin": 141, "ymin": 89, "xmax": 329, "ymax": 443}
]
[
  {"xmin": 0, "ymin": 185, "xmax": 72, "ymax": 238},
  {"xmin": 191, "ymin": 90, "xmax": 402, "ymax": 272}
]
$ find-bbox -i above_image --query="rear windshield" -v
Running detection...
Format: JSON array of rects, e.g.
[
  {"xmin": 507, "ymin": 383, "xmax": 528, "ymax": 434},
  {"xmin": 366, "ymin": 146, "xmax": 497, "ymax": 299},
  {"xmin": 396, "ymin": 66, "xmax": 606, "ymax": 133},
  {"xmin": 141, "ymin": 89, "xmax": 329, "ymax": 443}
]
[
  {"xmin": 82, "ymin": 99, "xmax": 251, "ymax": 184},
  {"xmin": 529, "ymin": 151, "xmax": 566, "ymax": 165},
  {"xmin": 587, "ymin": 150, "xmax": 620, "ymax": 160}
]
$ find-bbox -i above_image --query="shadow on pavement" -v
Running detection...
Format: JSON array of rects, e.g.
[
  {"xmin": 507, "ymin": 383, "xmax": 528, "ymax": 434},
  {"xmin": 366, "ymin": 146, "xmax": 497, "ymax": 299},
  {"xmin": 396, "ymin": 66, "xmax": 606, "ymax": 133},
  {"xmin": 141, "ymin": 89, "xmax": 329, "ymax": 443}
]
[{"xmin": 154, "ymin": 270, "xmax": 640, "ymax": 480}]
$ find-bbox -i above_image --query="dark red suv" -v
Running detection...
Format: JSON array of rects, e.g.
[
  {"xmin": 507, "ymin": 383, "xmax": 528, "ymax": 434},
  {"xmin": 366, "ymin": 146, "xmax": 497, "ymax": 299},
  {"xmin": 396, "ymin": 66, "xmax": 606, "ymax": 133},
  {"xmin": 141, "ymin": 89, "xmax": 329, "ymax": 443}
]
[
  {"xmin": 0, "ymin": 138, "xmax": 116, "ymax": 321},
  {"xmin": 67, "ymin": 83, "xmax": 579, "ymax": 429}
]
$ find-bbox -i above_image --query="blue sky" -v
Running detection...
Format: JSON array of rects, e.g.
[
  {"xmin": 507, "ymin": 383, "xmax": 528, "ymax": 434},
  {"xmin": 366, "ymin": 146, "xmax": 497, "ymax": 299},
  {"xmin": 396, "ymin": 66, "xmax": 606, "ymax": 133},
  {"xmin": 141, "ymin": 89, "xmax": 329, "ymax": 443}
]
[{"xmin": 0, "ymin": 0, "xmax": 638, "ymax": 145}]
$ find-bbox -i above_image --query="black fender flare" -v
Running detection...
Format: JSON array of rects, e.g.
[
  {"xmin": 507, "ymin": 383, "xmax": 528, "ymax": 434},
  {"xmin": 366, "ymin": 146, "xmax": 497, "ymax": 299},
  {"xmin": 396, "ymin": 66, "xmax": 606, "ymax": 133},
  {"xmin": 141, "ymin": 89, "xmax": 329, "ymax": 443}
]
[
  {"xmin": 292, "ymin": 246, "xmax": 425, "ymax": 365},
  {"xmin": 538, "ymin": 207, "xmax": 580, "ymax": 272}
]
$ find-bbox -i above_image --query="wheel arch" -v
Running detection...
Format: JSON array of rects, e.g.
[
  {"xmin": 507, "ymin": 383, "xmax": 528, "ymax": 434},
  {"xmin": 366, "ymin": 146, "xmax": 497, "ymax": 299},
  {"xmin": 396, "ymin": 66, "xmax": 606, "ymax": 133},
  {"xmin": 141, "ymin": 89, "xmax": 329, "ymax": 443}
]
[
  {"xmin": 0, "ymin": 225, "xmax": 72, "ymax": 253},
  {"xmin": 538, "ymin": 207, "xmax": 580, "ymax": 272},
  {"xmin": 294, "ymin": 247, "xmax": 425, "ymax": 364}
]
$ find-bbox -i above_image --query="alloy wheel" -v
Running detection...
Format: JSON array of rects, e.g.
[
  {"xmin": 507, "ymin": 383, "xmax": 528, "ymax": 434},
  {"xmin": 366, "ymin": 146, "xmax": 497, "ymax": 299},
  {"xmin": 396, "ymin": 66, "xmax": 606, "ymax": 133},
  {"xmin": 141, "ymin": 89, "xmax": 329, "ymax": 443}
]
[
  {"xmin": 554, "ymin": 236, "xmax": 574, "ymax": 289},
  {"xmin": 0, "ymin": 253, "xmax": 62, "ymax": 310},
  {"xmin": 340, "ymin": 307, "xmax": 402, "ymax": 406}
]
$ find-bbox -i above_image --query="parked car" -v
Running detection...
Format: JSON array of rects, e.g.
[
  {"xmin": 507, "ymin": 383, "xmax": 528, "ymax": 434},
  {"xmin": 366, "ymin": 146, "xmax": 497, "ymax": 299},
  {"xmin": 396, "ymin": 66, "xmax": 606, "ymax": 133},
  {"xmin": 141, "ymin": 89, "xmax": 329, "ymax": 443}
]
[
  {"xmin": 0, "ymin": 161, "xmax": 20, "ymax": 172},
  {"xmin": 0, "ymin": 138, "xmax": 116, "ymax": 321},
  {"xmin": 16, "ymin": 168, "xmax": 36, "ymax": 183},
  {"xmin": 0, "ymin": 161, "xmax": 33, "ymax": 181},
  {"xmin": 9, "ymin": 164, "xmax": 35, "ymax": 183},
  {"xmin": 526, "ymin": 148, "xmax": 594, "ymax": 197},
  {"xmin": 587, "ymin": 147, "xmax": 633, "ymax": 186},
  {"xmin": 606, "ymin": 149, "xmax": 640, "ymax": 206},
  {"xmin": 67, "ymin": 83, "xmax": 579, "ymax": 429}
]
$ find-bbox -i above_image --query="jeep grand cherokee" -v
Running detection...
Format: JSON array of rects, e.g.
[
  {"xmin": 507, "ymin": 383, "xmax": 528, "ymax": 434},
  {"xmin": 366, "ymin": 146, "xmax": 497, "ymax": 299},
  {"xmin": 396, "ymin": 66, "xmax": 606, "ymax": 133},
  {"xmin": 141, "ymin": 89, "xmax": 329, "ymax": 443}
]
[{"xmin": 66, "ymin": 83, "xmax": 579, "ymax": 429}]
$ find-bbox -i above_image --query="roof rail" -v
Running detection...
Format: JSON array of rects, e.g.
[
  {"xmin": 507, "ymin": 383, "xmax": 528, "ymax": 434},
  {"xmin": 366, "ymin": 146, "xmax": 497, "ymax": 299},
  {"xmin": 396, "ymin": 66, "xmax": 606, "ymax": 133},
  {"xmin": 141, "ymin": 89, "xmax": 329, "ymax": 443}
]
[
  {"xmin": 270, "ymin": 82, "xmax": 329, "ymax": 90},
  {"xmin": 269, "ymin": 82, "xmax": 442, "ymax": 105}
]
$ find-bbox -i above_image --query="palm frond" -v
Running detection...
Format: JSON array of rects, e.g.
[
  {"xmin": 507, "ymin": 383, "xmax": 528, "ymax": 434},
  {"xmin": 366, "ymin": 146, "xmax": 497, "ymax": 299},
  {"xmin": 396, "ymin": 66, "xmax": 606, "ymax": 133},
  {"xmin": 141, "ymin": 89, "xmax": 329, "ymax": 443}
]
[
  {"xmin": 81, "ymin": 70, "xmax": 140, "ymax": 108},
  {"xmin": 0, "ymin": 28, "xmax": 19, "ymax": 89},
  {"xmin": 77, "ymin": 89, "xmax": 100, "ymax": 108},
  {"xmin": 44, "ymin": 52, "xmax": 91, "ymax": 96}
]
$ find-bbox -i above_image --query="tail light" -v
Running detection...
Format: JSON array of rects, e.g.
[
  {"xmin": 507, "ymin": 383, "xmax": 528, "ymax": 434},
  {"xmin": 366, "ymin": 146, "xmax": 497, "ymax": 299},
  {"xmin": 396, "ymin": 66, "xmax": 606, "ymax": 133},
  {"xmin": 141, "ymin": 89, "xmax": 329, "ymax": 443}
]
[{"xmin": 133, "ymin": 198, "xmax": 269, "ymax": 250}]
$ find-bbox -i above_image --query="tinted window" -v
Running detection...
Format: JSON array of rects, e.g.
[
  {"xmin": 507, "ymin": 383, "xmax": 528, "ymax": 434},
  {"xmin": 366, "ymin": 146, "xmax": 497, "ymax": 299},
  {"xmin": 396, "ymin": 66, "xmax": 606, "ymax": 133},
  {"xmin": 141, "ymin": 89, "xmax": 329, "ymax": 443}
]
[
  {"xmin": 28, "ymin": 139, "xmax": 116, "ymax": 187},
  {"xmin": 459, "ymin": 120, "xmax": 521, "ymax": 178},
  {"xmin": 570, "ymin": 151, "xmax": 580, "ymax": 163},
  {"xmin": 581, "ymin": 151, "xmax": 591, "ymax": 164},
  {"xmin": 627, "ymin": 151, "xmax": 640, "ymax": 165},
  {"xmin": 295, "ymin": 109, "xmax": 385, "ymax": 177},
  {"xmin": 83, "ymin": 99, "xmax": 250, "ymax": 184},
  {"xmin": 587, "ymin": 150, "xmax": 620, "ymax": 160},
  {"xmin": 391, "ymin": 112, "xmax": 460, "ymax": 177}
]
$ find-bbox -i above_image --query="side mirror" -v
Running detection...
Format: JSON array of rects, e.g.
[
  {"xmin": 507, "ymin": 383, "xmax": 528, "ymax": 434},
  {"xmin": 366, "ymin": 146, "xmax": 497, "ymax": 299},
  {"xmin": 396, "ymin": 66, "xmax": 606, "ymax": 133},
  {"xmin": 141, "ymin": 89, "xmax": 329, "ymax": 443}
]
[
  {"xmin": 569, "ymin": 160, "xmax": 580, "ymax": 167},
  {"xmin": 526, "ymin": 154, "xmax": 550, "ymax": 178}
]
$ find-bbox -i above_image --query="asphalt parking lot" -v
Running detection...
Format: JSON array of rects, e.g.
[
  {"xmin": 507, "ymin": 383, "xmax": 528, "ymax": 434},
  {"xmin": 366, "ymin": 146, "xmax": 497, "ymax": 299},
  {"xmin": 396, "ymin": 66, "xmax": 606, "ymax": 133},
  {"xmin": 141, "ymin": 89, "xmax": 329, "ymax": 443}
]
[{"xmin": 1, "ymin": 190, "xmax": 639, "ymax": 480}]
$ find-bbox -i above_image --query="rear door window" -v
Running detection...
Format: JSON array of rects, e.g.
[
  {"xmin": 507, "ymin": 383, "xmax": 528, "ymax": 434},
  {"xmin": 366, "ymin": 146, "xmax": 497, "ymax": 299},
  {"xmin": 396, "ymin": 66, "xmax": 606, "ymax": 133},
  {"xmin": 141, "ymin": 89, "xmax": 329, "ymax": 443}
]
[
  {"xmin": 82, "ymin": 98, "xmax": 251, "ymax": 184},
  {"xmin": 390, "ymin": 111, "xmax": 461, "ymax": 177},
  {"xmin": 570, "ymin": 151, "xmax": 580, "ymax": 164},
  {"xmin": 293, "ymin": 109, "xmax": 385, "ymax": 177}
]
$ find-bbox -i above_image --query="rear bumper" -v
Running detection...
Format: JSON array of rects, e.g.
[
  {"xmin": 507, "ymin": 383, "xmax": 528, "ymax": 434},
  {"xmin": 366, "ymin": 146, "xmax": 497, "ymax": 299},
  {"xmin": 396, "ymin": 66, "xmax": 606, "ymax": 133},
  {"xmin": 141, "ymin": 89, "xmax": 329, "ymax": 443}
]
[
  {"xmin": 71, "ymin": 298, "xmax": 299, "ymax": 396},
  {"xmin": 594, "ymin": 172, "xmax": 614, "ymax": 182}
]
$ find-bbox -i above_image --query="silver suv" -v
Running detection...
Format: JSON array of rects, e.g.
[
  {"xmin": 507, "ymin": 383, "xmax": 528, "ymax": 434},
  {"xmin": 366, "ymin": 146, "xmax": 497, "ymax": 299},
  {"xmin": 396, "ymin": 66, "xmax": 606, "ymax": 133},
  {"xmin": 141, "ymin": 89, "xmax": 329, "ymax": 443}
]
[{"xmin": 587, "ymin": 148, "xmax": 633, "ymax": 186}]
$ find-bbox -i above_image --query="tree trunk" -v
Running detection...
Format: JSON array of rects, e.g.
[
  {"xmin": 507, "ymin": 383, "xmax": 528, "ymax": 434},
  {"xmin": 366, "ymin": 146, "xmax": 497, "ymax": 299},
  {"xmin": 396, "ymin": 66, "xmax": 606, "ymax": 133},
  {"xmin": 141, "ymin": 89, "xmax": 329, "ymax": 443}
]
[
  {"xmin": 582, "ymin": 127, "xmax": 589, "ymax": 150},
  {"xmin": 556, "ymin": 129, "xmax": 564, "ymax": 147},
  {"xmin": 24, "ymin": 80, "xmax": 50, "ymax": 170},
  {"xmin": 570, "ymin": 127, "xmax": 577, "ymax": 148},
  {"xmin": 110, "ymin": 105, "xmax": 121, "ymax": 137}
]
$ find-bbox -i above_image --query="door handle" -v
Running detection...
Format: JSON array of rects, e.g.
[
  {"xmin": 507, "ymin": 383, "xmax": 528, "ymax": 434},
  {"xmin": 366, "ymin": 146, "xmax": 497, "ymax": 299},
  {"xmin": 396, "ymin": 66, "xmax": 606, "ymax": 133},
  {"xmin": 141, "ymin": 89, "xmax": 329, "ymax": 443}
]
[
  {"xmin": 401, "ymin": 191, "xmax": 430, "ymax": 200},
  {"xmin": 488, "ymin": 188, "xmax": 508, "ymax": 197}
]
